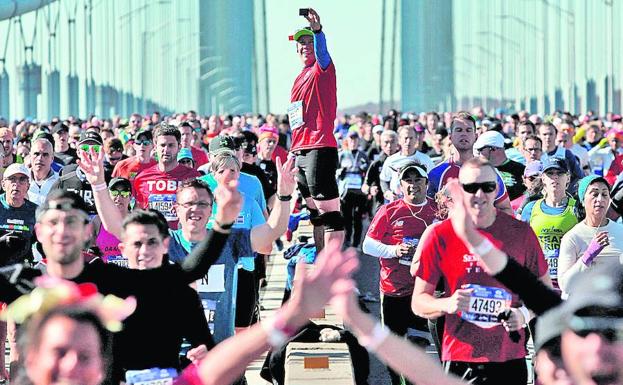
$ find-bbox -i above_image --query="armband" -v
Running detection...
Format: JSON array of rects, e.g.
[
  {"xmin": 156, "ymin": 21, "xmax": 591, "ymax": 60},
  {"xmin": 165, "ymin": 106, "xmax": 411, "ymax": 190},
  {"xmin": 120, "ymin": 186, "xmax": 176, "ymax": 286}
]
[
  {"xmin": 469, "ymin": 238, "xmax": 493, "ymax": 256},
  {"xmin": 277, "ymin": 194, "xmax": 292, "ymax": 201},
  {"xmin": 92, "ymin": 183, "xmax": 107, "ymax": 192},
  {"xmin": 518, "ymin": 304, "xmax": 532, "ymax": 326},
  {"xmin": 357, "ymin": 322, "xmax": 390, "ymax": 353}
]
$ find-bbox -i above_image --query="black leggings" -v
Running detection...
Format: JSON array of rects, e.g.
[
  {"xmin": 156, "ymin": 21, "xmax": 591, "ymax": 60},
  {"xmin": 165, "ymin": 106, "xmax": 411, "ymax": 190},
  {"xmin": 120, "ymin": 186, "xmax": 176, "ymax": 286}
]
[
  {"xmin": 444, "ymin": 358, "xmax": 527, "ymax": 385},
  {"xmin": 341, "ymin": 191, "xmax": 367, "ymax": 247}
]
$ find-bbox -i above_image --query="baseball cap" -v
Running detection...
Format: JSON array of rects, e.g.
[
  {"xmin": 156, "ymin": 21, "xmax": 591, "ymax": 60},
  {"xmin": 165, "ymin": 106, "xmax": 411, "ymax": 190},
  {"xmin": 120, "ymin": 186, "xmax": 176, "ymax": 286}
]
[
  {"xmin": 523, "ymin": 161, "xmax": 543, "ymax": 177},
  {"xmin": 534, "ymin": 306, "xmax": 566, "ymax": 352},
  {"xmin": 36, "ymin": 189, "xmax": 89, "ymax": 220},
  {"xmin": 51, "ymin": 123, "xmax": 69, "ymax": 135},
  {"xmin": 474, "ymin": 131, "xmax": 505, "ymax": 150},
  {"xmin": 177, "ymin": 148, "xmax": 194, "ymax": 162},
  {"xmin": 3, "ymin": 163, "xmax": 30, "ymax": 180},
  {"xmin": 288, "ymin": 27, "xmax": 314, "ymax": 41},
  {"xmin": 79, "ymin": 130, "xmax": 103, "ymax": 146},
  {"xmin": 372, "ymin": 125, "xmax": 384, "ymax": 134},
  {"xmin": 542, "ymin": 157, "xmax": 568, "ymax": 173},
  {"xmin": 398, "ymin": 162, "xmax": 428, "ymax": 181},
  {"xmin": 208, "ymin": 135, "xmax": 236, "ymax": 155},
  {"xmin": 562, "ymin": 263, "xmax": 623, "ymax": 334},
  {"xmin": 347, "ymin": 131, "xmax": 359, "ymax": 138},
  {"xmin": 108, "ymin": 177, "xmax": 132, "ymax": 191},
  {"xmin": 134, "ymin": 130, "xmax": 153, "ymax": 142}
]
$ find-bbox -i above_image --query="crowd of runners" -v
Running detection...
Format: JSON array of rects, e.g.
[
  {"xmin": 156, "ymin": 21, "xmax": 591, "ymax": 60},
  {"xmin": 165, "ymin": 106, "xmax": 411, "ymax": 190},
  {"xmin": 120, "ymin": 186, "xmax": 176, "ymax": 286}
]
[{"xmin": 0, "ymin": 7, "xmax": 623, "ymax": 385}]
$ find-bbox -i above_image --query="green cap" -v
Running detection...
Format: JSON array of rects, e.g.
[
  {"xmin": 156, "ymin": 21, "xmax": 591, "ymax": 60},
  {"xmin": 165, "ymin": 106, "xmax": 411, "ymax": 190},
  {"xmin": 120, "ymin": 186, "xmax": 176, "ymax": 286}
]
[{"xmin": 289, "ymin": 27, "xmax": 314, "ymax": 42}]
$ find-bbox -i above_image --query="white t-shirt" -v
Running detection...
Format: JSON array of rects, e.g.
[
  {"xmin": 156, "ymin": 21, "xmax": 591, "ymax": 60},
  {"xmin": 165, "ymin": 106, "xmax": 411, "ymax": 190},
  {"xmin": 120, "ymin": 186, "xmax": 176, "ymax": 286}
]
[
  {"xmin": 569, "ymin": 144, "xmax": 589, "ymax": 170},
  {"xmin": 380, "ymin": 151, "xmax": 434, "ymax": 196},
  {"xmin": 558, "ymin": 219, "xmax": 623, "ymax": 292}
]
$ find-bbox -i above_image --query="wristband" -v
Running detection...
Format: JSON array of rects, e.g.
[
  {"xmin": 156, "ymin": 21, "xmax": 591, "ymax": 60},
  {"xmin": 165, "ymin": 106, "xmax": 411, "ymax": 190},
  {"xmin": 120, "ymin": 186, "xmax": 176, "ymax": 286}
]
[
  {"xmin": 469, "ymin": 238, "xmax": 493, "ymax": 256},
  {"xmin": 92, "ymin": 183, "xmax": 107, "ymax": 192},
  {"xmin": 173, "ymin": 364, "xmax": 202, "ymax": 385},
  {"xmin": 357, "ymin": 322, "xmax": 390, "ymax": 352},
  {"xmin": 518, "ymin": 304, "xmax": 532, "ymax": 326},
  {"xmin": 313, "ymin": 24, "xmax": 323, "ymax": 33},
  {"xmin": 277, "ymin": 194, "xmax": 292, "ymax": 201},
  {"xmin": 214, "ymin": 220, "xmax": 234, "ymax": 230},
  {"xmin": 261, "ymin": 312, "xmax": 298, "ymax": 348}
]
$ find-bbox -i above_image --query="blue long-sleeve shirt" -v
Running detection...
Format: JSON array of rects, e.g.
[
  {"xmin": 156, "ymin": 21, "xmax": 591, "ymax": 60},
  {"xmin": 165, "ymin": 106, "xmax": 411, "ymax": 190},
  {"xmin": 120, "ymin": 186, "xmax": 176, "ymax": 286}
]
[{"xmin": 313, "ymin": 31, "xmax": 331, "ymax": 70}]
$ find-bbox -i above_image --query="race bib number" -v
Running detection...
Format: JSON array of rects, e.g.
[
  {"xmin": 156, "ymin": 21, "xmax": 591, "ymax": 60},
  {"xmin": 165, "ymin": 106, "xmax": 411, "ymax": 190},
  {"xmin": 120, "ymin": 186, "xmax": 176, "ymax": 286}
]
[
  {"xmin": 344, "ymin": 173, "xmax": 363, "ymax": 190},
  {"xmin": 544, "ymin": 249, "xmax": 559, "ymax": 280},
  {"xmin": 399, "ymin": 237, "xmax": 419, "ymax": 266},
  {"xmin": 125, "ymin": 368, "xmax": 177, "ymax": 385},
  {"xmin": 106, "ymin": 255, "xmax": 129, "ymax": 268},
  {"xmin": 288, "ymin": 100, "xmax": 304, "ymax": 130},
  {"xmin": 461, "ymin": 284, "xmax": 512, "ymax": 328},
  {"xmin": 148, "ymin": 194, "xmax": 177, "ymax": 222}
]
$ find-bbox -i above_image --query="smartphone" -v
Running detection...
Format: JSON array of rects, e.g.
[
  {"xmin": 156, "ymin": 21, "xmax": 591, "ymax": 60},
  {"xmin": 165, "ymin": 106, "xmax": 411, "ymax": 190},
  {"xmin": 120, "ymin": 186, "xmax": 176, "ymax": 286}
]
[{"xmin": 299, "ymin": 8, "xmax": 309, "ymax": 17}]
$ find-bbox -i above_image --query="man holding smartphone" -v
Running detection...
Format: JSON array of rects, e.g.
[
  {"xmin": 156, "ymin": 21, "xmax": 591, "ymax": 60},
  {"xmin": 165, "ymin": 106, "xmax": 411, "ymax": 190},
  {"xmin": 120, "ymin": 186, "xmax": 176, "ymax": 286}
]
[{"xmin": 288, "ymin": 8, "xmax": 342, "ymax": 250}]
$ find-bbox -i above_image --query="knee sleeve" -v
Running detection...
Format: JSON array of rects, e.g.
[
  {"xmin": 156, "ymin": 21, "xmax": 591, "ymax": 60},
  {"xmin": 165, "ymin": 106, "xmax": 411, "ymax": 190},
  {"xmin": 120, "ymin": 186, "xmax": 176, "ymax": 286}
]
[
  {"xmin": 309, "ymin": 208, "xmax": 323, "ymax": 227},
  {"xmin": 319, "ymin": 211, "xmax": 344, "ymax": 232}
]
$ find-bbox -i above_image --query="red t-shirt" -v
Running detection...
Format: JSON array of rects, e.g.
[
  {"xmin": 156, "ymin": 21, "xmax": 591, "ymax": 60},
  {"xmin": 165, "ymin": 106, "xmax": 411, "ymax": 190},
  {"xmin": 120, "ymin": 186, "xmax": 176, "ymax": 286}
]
[
  {"xmin": 112, "ymin": 157, "xmax": 157, "ymax": 182},
  {"xmin": 289, "ymin": 61, "xmax": 337, "ymax": 152},
  {"xmin": 133, "ymin": 164, "xmax": 201, "ymax": 228},
  {"xmin": 416, "ymin": 212, "xmax": 547, "ymax": 363},
  {"xmin": 367, "ymin": 198, "xmax": 437, "ymax": 297},
  {"xmin": 190, "ymin": 146, "xmax": 209, "ymax": 167}
]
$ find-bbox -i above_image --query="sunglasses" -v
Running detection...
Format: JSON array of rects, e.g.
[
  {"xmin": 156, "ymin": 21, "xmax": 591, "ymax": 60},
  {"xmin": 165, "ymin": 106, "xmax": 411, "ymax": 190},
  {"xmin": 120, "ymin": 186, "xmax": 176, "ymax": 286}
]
[
  {"xmin": 110, "ymin": 190, "xmax": 131, "ymax": 198},
  {"xmin": 134, "ymin": 140, "xmax": 152, "ymax": 146},
  {"xmin": 80, "ymin": 144, "xmax": 101, "ymax": 153},
  {"xmin": 461, "ymin": 181, "xmax": 497, "ymax": 194},
  {"xmin": 569, "ymin": 316, "xmax": 623, "ymax": 343},
  {"xmin": 179, "ymin": 158, "xmax": 194, "ymax": 164},
  {"xmin": 108, "ymin": 147, "xmax": 123, "ymax": 153}
]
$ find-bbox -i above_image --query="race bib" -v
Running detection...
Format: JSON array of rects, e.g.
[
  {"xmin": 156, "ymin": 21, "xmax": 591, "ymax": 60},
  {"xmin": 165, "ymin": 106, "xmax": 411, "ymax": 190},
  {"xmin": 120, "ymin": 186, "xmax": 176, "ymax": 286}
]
[
  {"xmin": 125, "ymin": 368, "xmax": 177, "ymax": 385},
  {"xmin": 344, "ymin": 173, "xmax": 363, "ymax": 190},
  {"xmin": 106, "ymin": 255, "xmax": 129, "ymax": 268},
  {"xmin": 148, "ymin": 194, "xmax": 177, "ymax": 222},
  {"xmin": 460, "ymin": 284, "xmax": 512, "ymax": 328},
  {"xmin": 399, "ymin": 237, "xmax": 419, "ymax": 266},
  {"xmin": 287, "ymin": 100, "xmax": 304, "ymax": 130},
  {"xmin": 197, "ymin": 264, "xmax": 226, "ymax": 293},
  {"xmin": 544, "ymin": 249, "xmax": 559, "ymax": 280}
]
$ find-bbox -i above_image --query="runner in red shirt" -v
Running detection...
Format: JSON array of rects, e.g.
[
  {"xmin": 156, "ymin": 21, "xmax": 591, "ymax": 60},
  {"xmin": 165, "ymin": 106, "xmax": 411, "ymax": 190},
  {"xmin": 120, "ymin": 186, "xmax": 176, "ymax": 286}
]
[
  {"xmin": 112, "ymin": 130, "xmax": 156, "ymax": 182},
  {"xmin": 363, "ymin": 162, "xmax": 437, "ymax": 385},
  {"xmin": 133, "ymin": 123, "xmax": 200, "ymax": 229},
  {"xmin": 288, "ymin": 8, "xmax": 342, "ymax": 250},
  {"xmin": 412, "ymin": 157, "xmax": 550, "ymax": 385}
]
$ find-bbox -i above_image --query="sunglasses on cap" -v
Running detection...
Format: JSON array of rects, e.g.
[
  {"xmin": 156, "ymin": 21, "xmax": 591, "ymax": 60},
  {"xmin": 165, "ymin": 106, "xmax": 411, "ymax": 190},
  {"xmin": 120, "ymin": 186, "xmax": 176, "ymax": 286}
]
[
  {"xmin": 461, "ymin": 181, "xmax": 497, "ymax": 194},
  {"xmin": 80, "ymin": 144, "xmax": 101, "ymax": 153},
  {"xmin": 569, "ymin": 316, "xmax": 623, "ymax": 343},
  {"xmin": 110, "ymin": 190, "xmax": 131, "ymax": 198}
]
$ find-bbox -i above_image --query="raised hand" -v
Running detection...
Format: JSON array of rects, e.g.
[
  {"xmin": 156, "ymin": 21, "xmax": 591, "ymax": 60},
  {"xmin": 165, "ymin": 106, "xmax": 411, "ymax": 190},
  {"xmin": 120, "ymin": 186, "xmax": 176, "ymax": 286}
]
[
  {"xmin": 214, "ymin": 180, "xmax": 242, "ymax": 225},
  {"xmin": 446, "ymin": 178, "xmax": 478, "ymax": 247},
  {"xmin": 290, "ymin": 239, "xmax": 359, "ymax": 321},
  {"xmin": 276, "ymin": 155, "xmax": 298, "ymax": 197},
  {"xmin": 76, "ymin": 147, "xmax": 106, "ymax": 185},
  {"xmin": 305, "ymin": 8, "xmax": 322, "ymax": 32}
]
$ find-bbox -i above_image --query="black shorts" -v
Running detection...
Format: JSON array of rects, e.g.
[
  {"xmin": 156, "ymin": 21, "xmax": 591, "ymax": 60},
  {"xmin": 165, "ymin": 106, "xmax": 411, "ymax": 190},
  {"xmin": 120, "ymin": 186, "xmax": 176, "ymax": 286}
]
[
  {"xmin": 294, "ymin": 147, "xmax": 339, "ymax": 201},
  {"xmin": 235, "ymin": 269, "xmax": 258, "ymax": 327}
]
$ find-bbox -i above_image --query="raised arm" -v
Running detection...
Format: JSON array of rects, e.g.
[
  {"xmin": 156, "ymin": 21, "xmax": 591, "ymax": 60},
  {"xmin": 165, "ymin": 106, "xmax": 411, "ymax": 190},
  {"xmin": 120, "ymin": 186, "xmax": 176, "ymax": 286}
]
[
  {"xmin": 334, "ymin": 292, "xmax": 466, "ymax": 385},
  {"xmin": 174, "ymin": 240, "xmax": 358, "ymax": 385},
  {"xmin": 251, "ymin": 156, "xmax": 297, "ymax": 253},
  {"xmin": 77, "ymin": 147, "xmax": 124, "ymax": 238},
  {"xmin": 305, "ymin": 9, "xmax": 331, "ymax": 70},
  {"xmin": 445, "ymin": 178, "xmax": 561, "ymax": 315}
]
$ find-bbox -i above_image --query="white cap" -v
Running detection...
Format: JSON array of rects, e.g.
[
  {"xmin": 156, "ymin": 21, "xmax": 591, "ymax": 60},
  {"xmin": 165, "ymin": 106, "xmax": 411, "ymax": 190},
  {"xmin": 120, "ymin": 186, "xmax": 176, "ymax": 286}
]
[
  {"xmin": 3, "ymin": 163, "xmax": 30, "ymax": 180},
  {"xmin": 474, "ymin": 130, "xmax": 505, "ymax": 150},
  {"xmin": 372, "ymin": 125, "xmax": 384, "ymax": 134}
]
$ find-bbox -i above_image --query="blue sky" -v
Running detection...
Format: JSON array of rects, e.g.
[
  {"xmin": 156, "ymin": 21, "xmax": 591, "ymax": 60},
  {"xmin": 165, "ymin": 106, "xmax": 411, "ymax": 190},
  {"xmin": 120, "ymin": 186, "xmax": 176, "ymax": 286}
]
[{"xmin": 265, "ymin": 0, "xmax": 398, "ymax": 111}]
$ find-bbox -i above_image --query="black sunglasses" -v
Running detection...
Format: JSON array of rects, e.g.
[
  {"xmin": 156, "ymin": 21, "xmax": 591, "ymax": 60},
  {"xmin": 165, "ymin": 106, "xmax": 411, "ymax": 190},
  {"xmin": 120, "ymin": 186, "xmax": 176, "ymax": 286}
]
[{"xmin": 461, "ymin": 181, "xmax": 497, "ymax": 194}]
